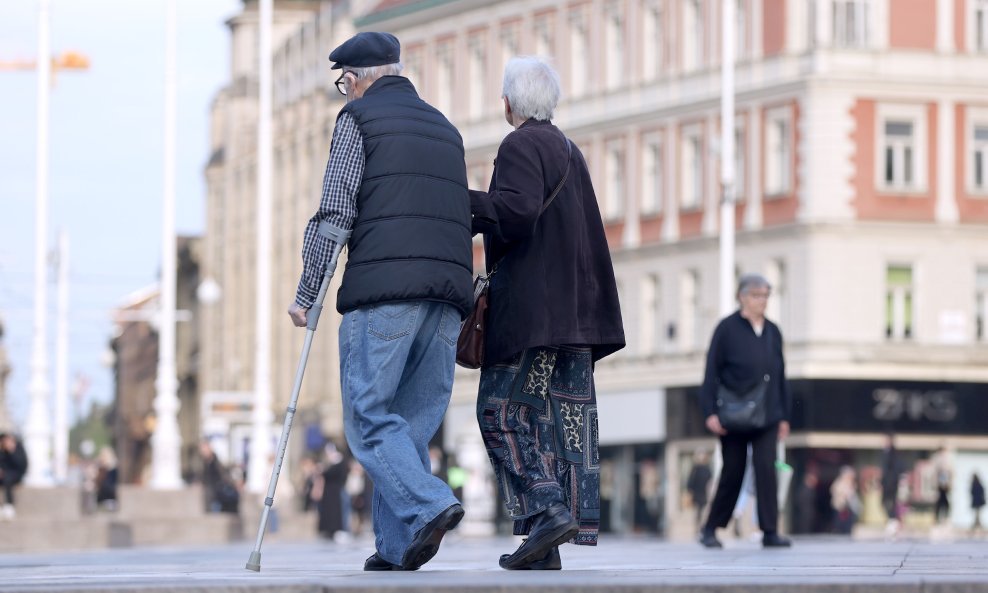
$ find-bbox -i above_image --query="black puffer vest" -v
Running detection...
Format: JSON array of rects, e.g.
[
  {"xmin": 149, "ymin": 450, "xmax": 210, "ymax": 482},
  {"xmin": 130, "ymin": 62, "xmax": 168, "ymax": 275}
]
[{"xmin": 335, "ymin": 76, "xmax": 473, "ymax": 317}]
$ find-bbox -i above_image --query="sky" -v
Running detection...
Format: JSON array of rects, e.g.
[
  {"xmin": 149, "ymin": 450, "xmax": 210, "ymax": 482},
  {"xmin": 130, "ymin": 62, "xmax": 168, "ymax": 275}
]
[{"xmin": 0, "ymin": 0, "xmax": 240, "ymax": 427}]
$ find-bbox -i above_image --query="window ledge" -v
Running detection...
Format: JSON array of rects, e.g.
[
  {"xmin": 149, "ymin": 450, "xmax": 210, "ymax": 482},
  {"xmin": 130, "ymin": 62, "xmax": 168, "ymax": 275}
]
[{"xmin": 876, "ymin": 187, "xmax": 929, "ymax": 197}]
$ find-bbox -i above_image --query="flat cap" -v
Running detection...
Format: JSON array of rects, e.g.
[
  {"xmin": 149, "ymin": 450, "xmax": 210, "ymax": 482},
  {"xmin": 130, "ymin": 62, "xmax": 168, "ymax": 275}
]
[{"xmin": 329, "ymin": 32, "xmax": 400, "ymax": 70}]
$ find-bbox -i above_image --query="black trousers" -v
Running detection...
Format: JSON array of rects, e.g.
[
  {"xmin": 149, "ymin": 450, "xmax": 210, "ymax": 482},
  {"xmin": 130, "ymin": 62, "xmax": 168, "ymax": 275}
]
[
  {"xmin": 703, "ymin": 423, "xmax": 780, "ymax": 534},
  {"xmin": 2, "ymin": 471, "xmax": 23, "ymax": 505}
]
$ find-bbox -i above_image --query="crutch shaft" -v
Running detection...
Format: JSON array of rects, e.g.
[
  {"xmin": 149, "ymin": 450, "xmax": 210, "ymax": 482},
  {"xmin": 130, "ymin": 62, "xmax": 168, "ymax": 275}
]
[{"xmin": 246, "ymin": 226, "xmax": 348, "ymax": 572}]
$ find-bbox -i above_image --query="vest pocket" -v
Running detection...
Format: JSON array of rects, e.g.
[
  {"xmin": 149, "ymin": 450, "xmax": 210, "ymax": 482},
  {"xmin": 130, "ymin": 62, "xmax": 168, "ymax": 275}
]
[{"xmin": 368, "ymin": 302, "xmax": 420, "ymax": 340}]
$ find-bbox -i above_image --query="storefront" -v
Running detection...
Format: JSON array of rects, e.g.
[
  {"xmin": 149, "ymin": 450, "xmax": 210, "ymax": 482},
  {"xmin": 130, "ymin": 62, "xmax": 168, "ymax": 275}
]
[{"xmin": 665, "ymin": 379, "xmax": 988, "ymax": 535}]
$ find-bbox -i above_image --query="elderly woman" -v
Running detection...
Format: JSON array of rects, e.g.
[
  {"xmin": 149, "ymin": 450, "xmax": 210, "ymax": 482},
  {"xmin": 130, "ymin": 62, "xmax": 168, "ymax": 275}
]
[
  {"xmin": 469, "ymin": 56, "xmax": 625, "ymax": 570},
  {"xmin": 698, "ymin": 274, "xmax": 792, "ymax": 548}
]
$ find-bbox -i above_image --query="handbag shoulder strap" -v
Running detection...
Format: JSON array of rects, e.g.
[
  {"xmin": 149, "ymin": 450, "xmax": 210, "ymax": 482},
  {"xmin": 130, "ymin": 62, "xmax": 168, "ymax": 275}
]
[{"xmin": 540, "ymin": 138, "xmax": 573, "ymax": 215}]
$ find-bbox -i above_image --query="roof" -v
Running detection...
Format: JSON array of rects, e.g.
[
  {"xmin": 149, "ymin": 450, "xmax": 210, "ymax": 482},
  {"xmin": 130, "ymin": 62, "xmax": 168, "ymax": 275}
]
[{"xmin": 356, "ymin": 0, "xmax": 459, "ymax": 27}]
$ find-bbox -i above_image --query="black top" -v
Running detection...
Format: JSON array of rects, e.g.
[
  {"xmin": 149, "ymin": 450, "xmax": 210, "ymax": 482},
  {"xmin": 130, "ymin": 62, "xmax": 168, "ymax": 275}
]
[
  {"xmin": 470, "ymin": 119, "xmax": 625, "ymax": 363},
  {"xmin": 336, "ymin": 76, "xmax": 474, "ymax": 317},
  {"xmin": 699, "ymin": 311, "xmax": 792, "ymax": 425}
]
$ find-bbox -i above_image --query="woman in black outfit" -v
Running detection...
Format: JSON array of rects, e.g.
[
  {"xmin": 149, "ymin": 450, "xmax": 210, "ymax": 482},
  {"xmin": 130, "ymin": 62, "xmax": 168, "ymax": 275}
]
[{"xmin": 698, "ymin": 274, "xmax": 792, "ymax": 548}]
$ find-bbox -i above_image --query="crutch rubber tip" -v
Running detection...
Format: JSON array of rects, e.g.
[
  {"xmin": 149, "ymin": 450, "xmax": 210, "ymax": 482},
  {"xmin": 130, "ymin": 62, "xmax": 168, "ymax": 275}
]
[{"xmin": 246, "ymin": 551, "xmax": 262, "ymax": 572}]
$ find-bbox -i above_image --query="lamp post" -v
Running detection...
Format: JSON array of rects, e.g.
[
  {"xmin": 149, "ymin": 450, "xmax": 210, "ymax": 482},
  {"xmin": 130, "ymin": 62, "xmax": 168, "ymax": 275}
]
[
  {"xmin": 719, "ymin": 0, "xmax": 737, "ymax": 317},
  {"xmin": 149, "ymin": 0, "xmax": 183, "ymax": 490},
  {"xmin": 247, "ymin": 0, "xmax": 274, "ymax": 493},
  {"xmin": 24, "ymin": 0, "xmax": 53, "ymax": 487}
]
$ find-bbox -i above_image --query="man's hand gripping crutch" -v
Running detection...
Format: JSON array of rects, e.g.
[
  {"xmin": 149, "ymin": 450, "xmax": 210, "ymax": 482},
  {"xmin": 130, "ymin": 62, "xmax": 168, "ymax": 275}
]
[{"xmin": 246, "ymin": 221, "xmax": 350, "ymax": 572}]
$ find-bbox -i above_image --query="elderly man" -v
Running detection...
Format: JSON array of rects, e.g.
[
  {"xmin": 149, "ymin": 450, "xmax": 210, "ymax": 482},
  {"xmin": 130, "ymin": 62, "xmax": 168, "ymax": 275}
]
[{"xmin": 288, "ymin": 32, "xmax": 473, "ymax": 571}]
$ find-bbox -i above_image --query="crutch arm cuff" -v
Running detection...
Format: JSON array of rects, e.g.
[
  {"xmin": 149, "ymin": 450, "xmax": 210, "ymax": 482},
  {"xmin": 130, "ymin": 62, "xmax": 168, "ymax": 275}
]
[{"xmin": 317, "ymin": 221, "xmax": 351, "ymax": 245}]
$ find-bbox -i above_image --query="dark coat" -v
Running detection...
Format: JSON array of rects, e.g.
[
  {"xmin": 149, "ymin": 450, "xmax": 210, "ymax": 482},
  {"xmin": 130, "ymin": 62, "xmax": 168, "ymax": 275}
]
[
  {"xmin": 698, "ymin": 311, "xmax": 792, "ymax": 427},
  {"xmin": 470, "ymin": 119, "xmax": 625, "ymax": 364},
  {"xmin": 973, "ymin": 476, "xmax": 986, "ymax": 509}
]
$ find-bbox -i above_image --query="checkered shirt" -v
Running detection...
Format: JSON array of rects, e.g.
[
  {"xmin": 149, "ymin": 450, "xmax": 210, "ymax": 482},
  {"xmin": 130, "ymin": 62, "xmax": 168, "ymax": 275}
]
[{"xmin": 294, "ymin": 112, "xmax": 364, "ymax": 309}]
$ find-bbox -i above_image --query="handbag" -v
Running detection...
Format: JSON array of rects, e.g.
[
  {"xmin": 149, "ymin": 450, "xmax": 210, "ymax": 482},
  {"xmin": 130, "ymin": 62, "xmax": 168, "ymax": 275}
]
[
  {"xmin": 715, "ymin": 329, "xmax": 773, "ymax": 432},
  {"xmin": 455, "ymin": 138, "xmax": 573, "ymax": 369}
]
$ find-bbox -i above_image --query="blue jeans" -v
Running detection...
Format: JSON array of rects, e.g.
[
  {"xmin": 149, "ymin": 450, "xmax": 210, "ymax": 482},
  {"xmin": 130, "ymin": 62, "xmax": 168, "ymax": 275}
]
[{"xmin": 339, "ymin": 300, "xmax": 461, "ymax": 564}]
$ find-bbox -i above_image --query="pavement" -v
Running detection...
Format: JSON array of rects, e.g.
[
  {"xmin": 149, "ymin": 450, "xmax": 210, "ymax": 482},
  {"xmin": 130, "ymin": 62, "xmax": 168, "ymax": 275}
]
[{"xmin": 1, "ymin": 534, "xmax": 986, "ymax": 593}]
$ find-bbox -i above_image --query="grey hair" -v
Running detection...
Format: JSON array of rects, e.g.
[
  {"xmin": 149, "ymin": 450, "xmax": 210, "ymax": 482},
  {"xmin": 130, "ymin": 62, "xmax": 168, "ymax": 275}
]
[
  {"xmin": 348, "ymin": 62, "xmax": 404, "ymax": 81},
  {"xmin": 502, "ymin": 56, "xmax": 561, "ymax": 122},
  {"xmin": 736, "ymin": 273, "xmax": 772, "ymax": 299}
]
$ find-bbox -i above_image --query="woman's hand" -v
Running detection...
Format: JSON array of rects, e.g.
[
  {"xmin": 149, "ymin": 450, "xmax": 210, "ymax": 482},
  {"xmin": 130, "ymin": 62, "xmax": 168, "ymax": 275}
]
[{"xmin": 705, "ymin": 415, "xmax": 727, "ymax": 436}]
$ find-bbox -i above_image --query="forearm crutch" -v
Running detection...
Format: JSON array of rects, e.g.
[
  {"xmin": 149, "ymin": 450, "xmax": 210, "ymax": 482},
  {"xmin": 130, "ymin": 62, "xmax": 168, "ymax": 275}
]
[{"xmin": 246, "ymin": 221, "xmax": 350, "ymax": 572}]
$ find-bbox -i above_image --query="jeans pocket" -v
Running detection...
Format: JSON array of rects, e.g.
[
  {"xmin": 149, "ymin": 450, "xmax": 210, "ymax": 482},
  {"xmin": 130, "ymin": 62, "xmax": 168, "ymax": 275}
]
[
  {"xmin": 437, "ymin": 304, "xmax": 460, "ymax": 347},
  {"xmin": 367, "ymin": 302, "xmax": 420, "ymax": 340}
]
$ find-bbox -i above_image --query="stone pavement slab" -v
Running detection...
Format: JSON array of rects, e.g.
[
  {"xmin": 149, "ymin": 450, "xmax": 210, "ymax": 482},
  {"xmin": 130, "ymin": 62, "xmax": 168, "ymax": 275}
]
[{"xmin": 0, "ymin": 535, "xmax": 986, "ymax": 593}]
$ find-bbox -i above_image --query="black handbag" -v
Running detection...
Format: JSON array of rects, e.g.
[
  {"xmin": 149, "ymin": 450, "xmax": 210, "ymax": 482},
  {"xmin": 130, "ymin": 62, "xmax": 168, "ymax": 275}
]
[
  {"xmin": 715, "ymin": 329, "xmax": 773, "ymax": 432},
  {"xmin": 716, "ymin": 377, "xmax": 769, "ymax": 432},
  {"xmin": 455, "ymin": 139, "xmax": 573, "ymax": 369}
]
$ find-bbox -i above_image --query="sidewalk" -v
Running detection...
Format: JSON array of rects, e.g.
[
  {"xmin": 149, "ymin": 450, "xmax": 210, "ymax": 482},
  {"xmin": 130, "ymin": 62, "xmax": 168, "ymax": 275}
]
[{"xmin": 1, "ymin": 535, "xmax": 986, "ymax": 592}]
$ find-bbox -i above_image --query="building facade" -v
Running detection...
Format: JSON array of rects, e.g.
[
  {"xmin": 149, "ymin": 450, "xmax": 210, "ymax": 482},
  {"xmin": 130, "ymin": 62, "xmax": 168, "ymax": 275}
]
[{"xmin": 203, "ymin": 0, "xmax": 988, "ymax": 535}]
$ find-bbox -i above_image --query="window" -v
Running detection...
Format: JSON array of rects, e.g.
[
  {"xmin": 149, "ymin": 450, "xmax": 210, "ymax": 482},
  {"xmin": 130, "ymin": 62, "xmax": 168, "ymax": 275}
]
[
  {"xmin": 500, "ymin": 25, "xmax": 520, "ymax": 72},
  {"xmin": 642, "ymin": 0, "xmax": 664, "ymax": 80},
  {"xmin": 883, "ymin": 121, "xmax": 916, "ymax": 189},
  {"xmin": 833, "ymin": 0, "xmax": 869, "ymax": 48},
  {"xmin": 640, "ymin": 274, "xmax": 661, "ymax": 354},
  {"xmin": 971, "ymin": 123, "xmax": 988, "ymax": 193},
  {"xmin": 436, "ymin": 43, "xmax": 454, "ymax": 116},
  {"xmin": 876, "ymin": 105, "xmax": 927, "ymax": 193},
  {"xmin": 469, "ymin": 36, "xmax": 487, "ymax": 120},
  {"xmin": 736, "ymin": 0, "xmax": 747, "ymax": 58},
  {"xmin": 974, "ymin": 0, "xmax": 988, "ymax": 52},
  {"xmin": 680, "ymin": 269, "xmax": 701, "ymax": 351},
  {"xmin": 765, "ymin": 258, "xmax": 786, "ymax": 326},
  {"xmin": 976, "ymin": 267, "xmax": 988, "ymax": 341},
  {"xmin": 886, "ymin": 265, "xmax": 914, "ymax": 340},
  {"xmin": 605, "ymin": 2, "xmax": 624, "ymax": 90},
  {"xmin": 534, "ymin": 16, "xmax": 554, "ymax": 57},
  {"xmin": 404, "ymin": 46, "xmax": 423, "ymax": 88},
  {"xmin": 569, "ymin": 9, "xmax": 590, "ymax": 96},
  {"xmin": 734, "ymin": 125, "xmax": 746, "ymax": 201},
  {"xmin": 683, "ymin": 0, "xmax": 703, "ymax": 70},
  {"xmin": 642, "ymin": 135, "xmax": 664, "ymax": 215},
  {"xmin": 681, "ymin": 128, "xmax": 703, "ymax": 209},
  {"xmin": 765, "ymin": 109, "xmax": 792, "ymax": 195},
  {"xmin": 604, "ymin": 141, "xmax": 626, "ymax": 221}
]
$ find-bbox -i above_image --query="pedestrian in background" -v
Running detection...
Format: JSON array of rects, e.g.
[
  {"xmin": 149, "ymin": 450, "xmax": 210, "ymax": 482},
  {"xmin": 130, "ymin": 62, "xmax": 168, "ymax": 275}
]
[
  {"xmin": 686, "ymin": 450, "xmax": 713, "ymax": 529},
  {"xmin": 830, "ymin": 465, "xmax": 861, "ymax": 535},
  {"xmin": 470, "ymin": 56, "xmax": 625, "ymax": 570},
  {"xmin": 932, "ymin": 446, "xmax": 953, "ymax": 524},
  {"xmin": 698, "ymin": 274, "xmax": 792, "ymax": 549},
  {"xmin": 881, "ymin": 433, "xmax": 901, "ymax": 535},
  {"xmin": 0, "ymin": 432, "xmax": 27, "ymax": 520},
  {"xmin": 288, "ymin": 32, "xmax": 472, "ymax": 571},
  {"xmin": 94, "ymin": 446, "xmax": 119, "ymax": 512},
  {"xmin": 971, "ymin": 474, "xmax": 985, "ymax": 532}
]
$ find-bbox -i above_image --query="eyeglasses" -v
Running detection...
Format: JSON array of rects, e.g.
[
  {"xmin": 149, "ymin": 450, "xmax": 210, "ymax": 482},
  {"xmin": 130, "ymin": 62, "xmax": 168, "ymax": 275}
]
[{"xmin": 335, "ymin": 70, "xmax": 357, "ymax": 96}]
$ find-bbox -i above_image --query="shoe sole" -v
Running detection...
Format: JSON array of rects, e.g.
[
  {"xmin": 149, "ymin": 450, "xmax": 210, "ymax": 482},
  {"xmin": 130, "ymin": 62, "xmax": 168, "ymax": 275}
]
[
  {"xmin": 401, "ymin": 506, "xmax": 464, "ymax": 570},
  {"xmin": 502, "ymin": 522, "xmax": 578, "ymax": 569}
]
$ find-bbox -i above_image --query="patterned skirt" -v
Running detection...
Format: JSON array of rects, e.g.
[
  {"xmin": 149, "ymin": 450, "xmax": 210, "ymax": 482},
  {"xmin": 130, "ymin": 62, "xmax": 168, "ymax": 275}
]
[{"xmin": 476, "ymin": 346, "xmax": 600, "ymax": 545}]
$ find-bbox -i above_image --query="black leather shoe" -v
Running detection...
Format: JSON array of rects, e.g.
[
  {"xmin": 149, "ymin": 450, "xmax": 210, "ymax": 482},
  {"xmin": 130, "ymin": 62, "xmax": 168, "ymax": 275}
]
[
  {"xmin": 400, "ymin": 503, "xmax": 465, "ymax": 570},
  {"xmin": 762, "ymin": 532, "xmax": 792, "ymax": 548},
  {"xmin": 364, "ymin": 552, "xmax": 415, "ymax": 571},
  {"xmin": 699, "ymin": 529, "xmax": 723, "ymax": 548},
  {"xmin": 499, "ymin": 545, "xmax": 561, "ymax": 570},
  {"xmin": 499, "ymin": 503, "xmax": 579, "ymax": 570}
]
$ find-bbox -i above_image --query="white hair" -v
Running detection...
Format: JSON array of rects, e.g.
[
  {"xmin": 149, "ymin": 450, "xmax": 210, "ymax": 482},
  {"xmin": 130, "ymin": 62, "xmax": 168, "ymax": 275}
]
[
  {"xmin": 502, "ymin": 56, "xmax": 561, "ymax": 122},
  {"xmin": 348, "ymin": 62, "xmax": 404, "ymax": 81}
]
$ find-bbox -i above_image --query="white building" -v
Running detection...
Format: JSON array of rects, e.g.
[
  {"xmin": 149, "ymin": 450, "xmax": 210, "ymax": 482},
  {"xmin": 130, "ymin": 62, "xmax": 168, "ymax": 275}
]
[{"xmin": 203, "ymin": 0, "xmax": 988, "ymax": 535}]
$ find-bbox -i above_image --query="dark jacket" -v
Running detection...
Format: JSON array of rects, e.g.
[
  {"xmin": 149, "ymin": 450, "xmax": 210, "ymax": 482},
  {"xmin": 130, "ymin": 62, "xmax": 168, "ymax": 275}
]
[
  {"xmin": 0, "ymin": 441, "xmax": 28, "ymax": 479},
  {"xmin": 699, "ymin": 311, "xmax": 792, "ymax": 427},
  {"xmin": 470, "ymin": 119, "xmax": 625, "ymax": 364},
  {"xmin": 336, "ymin": 76, "xmax": 474, "ymax": 317},
  {"xmin": 973, "ymin": 476, "xmax": 986, "ymax": 509}
]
